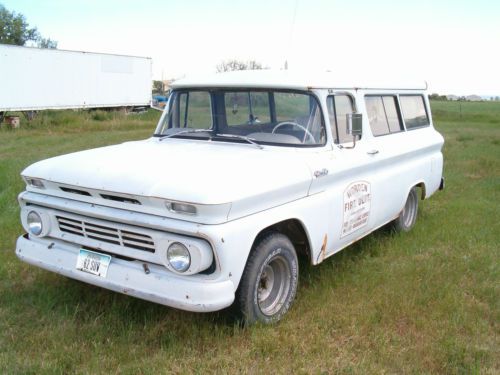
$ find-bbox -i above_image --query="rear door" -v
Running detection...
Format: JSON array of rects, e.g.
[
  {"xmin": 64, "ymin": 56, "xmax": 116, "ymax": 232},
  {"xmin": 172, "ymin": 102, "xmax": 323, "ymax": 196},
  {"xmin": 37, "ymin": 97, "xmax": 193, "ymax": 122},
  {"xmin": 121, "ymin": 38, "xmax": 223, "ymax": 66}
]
[{"xmin": 362, "ymin": 94, "xmax": 409, "ymax": 225}]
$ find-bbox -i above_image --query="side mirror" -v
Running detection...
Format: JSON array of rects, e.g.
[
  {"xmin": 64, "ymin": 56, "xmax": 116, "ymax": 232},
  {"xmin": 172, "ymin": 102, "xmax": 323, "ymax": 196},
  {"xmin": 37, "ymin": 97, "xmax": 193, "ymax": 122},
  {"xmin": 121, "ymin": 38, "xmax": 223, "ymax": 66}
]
[{"xmin": 346, "ymin": 113, "xmax": 363, "ymax": 137}]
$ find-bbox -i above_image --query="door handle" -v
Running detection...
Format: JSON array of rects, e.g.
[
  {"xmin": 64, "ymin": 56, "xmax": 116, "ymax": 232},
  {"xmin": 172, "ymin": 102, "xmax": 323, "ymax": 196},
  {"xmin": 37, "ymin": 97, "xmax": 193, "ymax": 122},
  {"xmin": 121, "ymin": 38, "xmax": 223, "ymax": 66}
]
[{"xmin": 367, "ymin": 149, "xmax": 379, "ymax": 155}]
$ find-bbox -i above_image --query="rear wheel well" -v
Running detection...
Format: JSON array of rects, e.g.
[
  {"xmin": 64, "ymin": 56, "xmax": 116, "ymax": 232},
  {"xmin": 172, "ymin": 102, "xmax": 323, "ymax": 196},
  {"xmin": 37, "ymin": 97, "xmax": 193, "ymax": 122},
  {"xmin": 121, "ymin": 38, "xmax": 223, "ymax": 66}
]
[{"xmin": 252, "ymin": 219, "xmax": 311, "ymax": 263}]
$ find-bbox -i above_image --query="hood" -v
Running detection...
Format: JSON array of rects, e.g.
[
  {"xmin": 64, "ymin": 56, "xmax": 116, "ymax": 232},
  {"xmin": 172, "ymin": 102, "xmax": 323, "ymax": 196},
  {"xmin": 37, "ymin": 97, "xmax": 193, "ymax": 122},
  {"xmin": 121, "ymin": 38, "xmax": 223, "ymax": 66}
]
[{"xmin": 22, "ymin": 138, "xmax": 314, "ymax": 221}]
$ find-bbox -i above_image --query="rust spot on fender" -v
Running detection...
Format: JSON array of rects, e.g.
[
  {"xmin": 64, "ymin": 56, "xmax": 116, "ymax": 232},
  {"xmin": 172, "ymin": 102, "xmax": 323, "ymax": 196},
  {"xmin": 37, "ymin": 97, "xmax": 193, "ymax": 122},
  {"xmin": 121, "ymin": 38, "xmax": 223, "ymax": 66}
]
[{"xmin": 321, "ymin": 234, "xmax": 328, "ymax": 261}]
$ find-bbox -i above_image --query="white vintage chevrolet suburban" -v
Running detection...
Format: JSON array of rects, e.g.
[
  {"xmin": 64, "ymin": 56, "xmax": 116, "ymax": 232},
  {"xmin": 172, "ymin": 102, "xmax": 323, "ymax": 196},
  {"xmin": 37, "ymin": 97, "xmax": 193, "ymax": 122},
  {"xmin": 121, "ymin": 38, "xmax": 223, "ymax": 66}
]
[{"xmin": 16, "ymin": 70, "xmax": 444, "ymax": 324}]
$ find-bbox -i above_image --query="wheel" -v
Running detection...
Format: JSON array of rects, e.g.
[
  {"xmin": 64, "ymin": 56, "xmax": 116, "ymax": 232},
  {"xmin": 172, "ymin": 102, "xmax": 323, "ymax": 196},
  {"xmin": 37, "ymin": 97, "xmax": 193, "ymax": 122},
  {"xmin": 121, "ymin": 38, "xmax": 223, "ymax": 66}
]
[
  {"xmin": 24, "ymin": 111, "xmax": 38, "ymax": 121},
  {"xmin": 236, "ymin": 232, "xmax": 299, "ymax": 325},
  {"xmin": 392, "ymin": 187, "xmax": 419, "ymax": 232},
  {"xmin": 272, "ymin": 121, "xmax": 315, "ymax": 143}
]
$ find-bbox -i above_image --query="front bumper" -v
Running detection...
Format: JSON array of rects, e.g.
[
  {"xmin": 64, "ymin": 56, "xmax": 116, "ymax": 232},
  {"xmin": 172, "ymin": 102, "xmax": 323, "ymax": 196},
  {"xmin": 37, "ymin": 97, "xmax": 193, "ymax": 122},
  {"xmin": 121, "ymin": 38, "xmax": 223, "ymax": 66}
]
[{"xmin": 15, "ymin": 235, "xmax": 235, "ymax": 312}]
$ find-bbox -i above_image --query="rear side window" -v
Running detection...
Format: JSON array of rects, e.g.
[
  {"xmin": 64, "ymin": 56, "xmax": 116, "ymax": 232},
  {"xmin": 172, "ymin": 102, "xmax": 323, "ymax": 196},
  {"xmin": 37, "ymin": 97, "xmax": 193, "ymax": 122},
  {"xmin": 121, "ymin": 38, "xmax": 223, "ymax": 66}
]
[
  {"xmin": 400, "ymin": 95, "xmax": 429, "ymax": 128},
  {"xmin": 327, "ymin": 95, "xmax": 355, "ymax": 144},
  {"xmin": 365, "ymin": 96, "xmax": 403, "ymax": 136}
]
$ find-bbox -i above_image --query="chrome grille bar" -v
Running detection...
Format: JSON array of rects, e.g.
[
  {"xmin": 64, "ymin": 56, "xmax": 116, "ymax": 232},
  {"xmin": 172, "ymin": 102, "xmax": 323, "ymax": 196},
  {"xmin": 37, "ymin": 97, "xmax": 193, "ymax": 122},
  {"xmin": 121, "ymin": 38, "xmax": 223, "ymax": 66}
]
[{"xmin": 56, "ymin": 215, "xmax": 155, "ymax": 253}]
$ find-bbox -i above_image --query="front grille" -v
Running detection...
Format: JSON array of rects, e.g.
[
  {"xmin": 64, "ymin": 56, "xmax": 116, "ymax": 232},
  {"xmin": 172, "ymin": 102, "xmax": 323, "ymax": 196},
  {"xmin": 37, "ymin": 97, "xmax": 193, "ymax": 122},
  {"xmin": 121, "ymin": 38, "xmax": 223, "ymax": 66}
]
[{"xmin": 56, "ymin": 216, "xmax": 155, "ymax": 252}]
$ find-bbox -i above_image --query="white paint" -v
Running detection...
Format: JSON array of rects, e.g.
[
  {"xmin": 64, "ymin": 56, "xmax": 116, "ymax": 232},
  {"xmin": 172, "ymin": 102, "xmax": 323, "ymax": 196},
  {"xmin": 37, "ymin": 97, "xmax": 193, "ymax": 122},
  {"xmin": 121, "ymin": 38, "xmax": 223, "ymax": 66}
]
[
  {"xmin": 172, "ymin": 70, "xmax": 427, "ymax": 91},
  {"xmin": 0, "ymin": 44, "xmax": 152, "ymax": 111},
  {"xmin": 16, "ymin": 71, "xmax": 445, "ymax": 312}
]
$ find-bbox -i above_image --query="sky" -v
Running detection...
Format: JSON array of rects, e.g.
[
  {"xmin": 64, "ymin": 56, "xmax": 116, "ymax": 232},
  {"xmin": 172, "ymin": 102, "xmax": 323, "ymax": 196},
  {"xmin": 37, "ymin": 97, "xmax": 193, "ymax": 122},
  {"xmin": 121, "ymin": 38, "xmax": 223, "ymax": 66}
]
[{"xmin": 2, "ymin": 0, "xmax": 500, "ymax": 96}]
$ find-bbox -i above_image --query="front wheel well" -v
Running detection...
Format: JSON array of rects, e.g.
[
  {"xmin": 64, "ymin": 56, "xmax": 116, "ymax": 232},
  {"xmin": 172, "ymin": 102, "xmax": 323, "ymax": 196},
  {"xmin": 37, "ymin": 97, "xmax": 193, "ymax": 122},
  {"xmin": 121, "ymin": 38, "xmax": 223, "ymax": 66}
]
[
  {"xmin": 252, "ymin": 219, "xmax": 311, "ymax": 263},
  {"xmin": 415, "ymin": 182, "xmax": 427, "ymax": 200}
]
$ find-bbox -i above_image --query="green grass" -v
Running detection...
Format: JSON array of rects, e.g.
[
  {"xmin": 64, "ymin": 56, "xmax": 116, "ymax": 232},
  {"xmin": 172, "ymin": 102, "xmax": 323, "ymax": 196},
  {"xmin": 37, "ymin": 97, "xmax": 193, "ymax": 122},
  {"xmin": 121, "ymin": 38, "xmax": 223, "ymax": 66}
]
[{"xmin": 0, "ymin": 102, "xmax": 499, "ymax": 373}]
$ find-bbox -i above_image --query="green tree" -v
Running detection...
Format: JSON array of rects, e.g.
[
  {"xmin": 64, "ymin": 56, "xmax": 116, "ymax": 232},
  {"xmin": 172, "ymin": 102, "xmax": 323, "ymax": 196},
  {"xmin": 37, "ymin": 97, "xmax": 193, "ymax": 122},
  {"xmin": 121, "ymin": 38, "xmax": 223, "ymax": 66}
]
[
  {"xmin": 216, "ymin": 59, "xmax": 265, "ymax": 72},
  {"xmin": 152, "ymin": 80, "xmax": 165, "ymax": 94},
  {"xmin": 429, "ymin": 93, "xmax": 448, "ymax": 101},
  {"xmin": 0, "ymin": 3, "xmax": 57, "ymax": 48},
  {"xmin": 37, "ymin": 36, "xmax": 57, "ymax": 49}
]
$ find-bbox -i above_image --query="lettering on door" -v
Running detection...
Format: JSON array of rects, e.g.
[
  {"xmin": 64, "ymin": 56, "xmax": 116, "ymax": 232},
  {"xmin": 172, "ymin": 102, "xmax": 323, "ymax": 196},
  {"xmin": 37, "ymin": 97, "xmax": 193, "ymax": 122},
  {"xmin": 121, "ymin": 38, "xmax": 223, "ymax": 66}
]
[{"xmin": 341, "ymin": 181, "xmax": 371, "ymax": 238}]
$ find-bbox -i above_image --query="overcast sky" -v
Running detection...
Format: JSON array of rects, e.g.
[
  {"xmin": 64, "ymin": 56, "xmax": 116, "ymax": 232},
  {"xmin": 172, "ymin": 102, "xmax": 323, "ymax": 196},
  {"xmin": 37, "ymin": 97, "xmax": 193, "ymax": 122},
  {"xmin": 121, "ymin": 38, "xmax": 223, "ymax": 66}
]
[{"xmin": 3, "ymin": 0, "xmax": 499, "ymax": 95}]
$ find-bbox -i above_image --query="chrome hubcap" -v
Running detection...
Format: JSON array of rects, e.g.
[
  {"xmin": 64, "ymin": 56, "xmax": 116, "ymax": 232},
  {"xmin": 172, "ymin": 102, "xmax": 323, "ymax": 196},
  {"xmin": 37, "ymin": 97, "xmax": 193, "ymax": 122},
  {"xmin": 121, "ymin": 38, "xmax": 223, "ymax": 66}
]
[
  {"xmin": 401, "ymin": 191, "xmax": 417, "ymax": 228},
  {"xmin": 257, "ymin": 255, "xmax": 291, "ymax": 316}
]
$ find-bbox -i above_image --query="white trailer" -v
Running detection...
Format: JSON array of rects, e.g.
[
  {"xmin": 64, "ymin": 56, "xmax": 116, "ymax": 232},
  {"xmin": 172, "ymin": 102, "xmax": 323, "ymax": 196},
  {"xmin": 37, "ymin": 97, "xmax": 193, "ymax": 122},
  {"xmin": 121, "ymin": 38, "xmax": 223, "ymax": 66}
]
[{"xmin": 0, "ymin": 44, "xmax": 152, "ymax": 117}]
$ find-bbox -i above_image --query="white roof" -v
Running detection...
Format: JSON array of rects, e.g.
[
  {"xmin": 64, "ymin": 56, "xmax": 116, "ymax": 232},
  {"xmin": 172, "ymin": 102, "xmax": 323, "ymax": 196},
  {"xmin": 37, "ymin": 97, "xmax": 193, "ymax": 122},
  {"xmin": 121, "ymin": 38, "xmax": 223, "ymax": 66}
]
[
  {"xmin": 0, "ymin": 43, "xmax": 151, "ymax": 60},
  {"xmin": 171, "ymin": 70, "xmax": 427, "ymax": 91}
]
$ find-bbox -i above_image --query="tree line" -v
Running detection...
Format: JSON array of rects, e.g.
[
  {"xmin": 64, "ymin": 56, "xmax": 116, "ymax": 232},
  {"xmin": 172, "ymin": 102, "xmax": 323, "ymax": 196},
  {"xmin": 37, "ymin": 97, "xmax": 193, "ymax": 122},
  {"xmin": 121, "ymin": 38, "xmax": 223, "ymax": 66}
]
[{"xmin": 0, "ymin": 3, "xmax": 57, "ymax": 48}]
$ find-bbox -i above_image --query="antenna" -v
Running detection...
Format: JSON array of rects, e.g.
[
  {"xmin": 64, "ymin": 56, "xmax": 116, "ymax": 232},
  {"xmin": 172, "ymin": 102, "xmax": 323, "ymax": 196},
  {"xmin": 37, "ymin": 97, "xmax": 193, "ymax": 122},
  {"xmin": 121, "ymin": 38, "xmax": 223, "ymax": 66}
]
[{"xmin": 285, "ymin": 0, "xmax": 299, "ymax": 70}]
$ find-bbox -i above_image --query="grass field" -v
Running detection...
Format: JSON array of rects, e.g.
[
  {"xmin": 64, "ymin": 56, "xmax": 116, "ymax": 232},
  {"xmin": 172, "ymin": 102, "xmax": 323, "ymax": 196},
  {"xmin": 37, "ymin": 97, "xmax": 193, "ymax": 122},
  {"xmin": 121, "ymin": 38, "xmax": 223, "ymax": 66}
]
[{"xmin": 0, "ymin": 102, "xmax": 498, "ymax": 373}]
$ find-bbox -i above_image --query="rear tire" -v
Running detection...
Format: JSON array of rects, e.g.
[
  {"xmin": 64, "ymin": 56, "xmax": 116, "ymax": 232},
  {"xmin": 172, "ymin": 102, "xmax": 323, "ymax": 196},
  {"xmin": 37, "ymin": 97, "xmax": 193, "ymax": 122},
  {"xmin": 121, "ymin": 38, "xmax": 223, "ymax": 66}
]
[
  {"xmin": 392, "ymin": 187, "xmax": 419, "ymax": 232},
  {"xmin": 236, "ymin": 232, "xmax": 298, "ymax": 325}
]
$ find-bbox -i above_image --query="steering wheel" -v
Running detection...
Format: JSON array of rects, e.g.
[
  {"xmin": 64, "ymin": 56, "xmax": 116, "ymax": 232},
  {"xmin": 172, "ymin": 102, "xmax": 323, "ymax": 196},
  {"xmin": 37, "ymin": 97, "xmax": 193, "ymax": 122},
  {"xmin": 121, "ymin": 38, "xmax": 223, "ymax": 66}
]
[{"xmin": 272, "ymin": 121, "xmax": 315, "ymax": 144}]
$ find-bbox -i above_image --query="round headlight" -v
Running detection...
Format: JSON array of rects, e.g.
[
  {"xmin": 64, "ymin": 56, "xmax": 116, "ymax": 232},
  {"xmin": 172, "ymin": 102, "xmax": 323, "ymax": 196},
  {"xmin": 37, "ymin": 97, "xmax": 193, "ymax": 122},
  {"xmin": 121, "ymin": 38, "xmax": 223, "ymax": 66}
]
[
  {"xmin": 167, "ymin": 242, "xmax": 191, "ymax": 273},
  {"xmin": 27, "ymin": 211, "xmax": 43, "ymax": 236}
]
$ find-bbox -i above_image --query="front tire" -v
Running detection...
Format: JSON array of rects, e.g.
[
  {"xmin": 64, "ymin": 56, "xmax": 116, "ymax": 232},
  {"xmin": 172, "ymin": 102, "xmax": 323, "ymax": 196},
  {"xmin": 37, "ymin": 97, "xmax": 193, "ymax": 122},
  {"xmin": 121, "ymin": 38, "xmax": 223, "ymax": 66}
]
[
  {"xmin": 392, "ymin": 187, "xmax": 419, "ymax": 232},
  {"xmin": 236, "ymin": 232, "xmax": 298, "ymax": 325}
]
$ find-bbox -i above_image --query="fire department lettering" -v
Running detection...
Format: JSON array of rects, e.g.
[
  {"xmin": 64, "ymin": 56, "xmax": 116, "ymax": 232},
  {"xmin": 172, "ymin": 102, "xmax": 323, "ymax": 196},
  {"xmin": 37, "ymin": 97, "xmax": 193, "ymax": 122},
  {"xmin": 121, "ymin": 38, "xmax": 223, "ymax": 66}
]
[{"xmin": 342, "ymin": 181, "xmax": 371, "ymax": 238}]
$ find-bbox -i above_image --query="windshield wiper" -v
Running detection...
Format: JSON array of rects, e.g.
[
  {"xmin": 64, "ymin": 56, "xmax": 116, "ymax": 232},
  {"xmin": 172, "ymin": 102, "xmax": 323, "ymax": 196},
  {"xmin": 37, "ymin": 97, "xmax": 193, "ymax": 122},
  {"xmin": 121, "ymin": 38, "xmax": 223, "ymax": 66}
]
[
  {"xmin": 215, "ymin": 133, "xmax": 264, "ymax": 149},
  {"xmin": 159, "ymin": 129, "xmax": 263, "ymax": 149},
  {"xmin": 159, "ymin": 128, "xmax": 213, "ymax": 141}
]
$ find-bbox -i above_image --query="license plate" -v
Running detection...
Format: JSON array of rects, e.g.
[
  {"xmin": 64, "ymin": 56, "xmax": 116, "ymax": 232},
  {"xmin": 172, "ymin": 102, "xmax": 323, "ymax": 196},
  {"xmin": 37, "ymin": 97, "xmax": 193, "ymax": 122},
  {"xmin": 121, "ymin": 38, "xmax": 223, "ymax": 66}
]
[{"xmin": 76, "ymin": 249, "xmax": 111, "ymax": 277}]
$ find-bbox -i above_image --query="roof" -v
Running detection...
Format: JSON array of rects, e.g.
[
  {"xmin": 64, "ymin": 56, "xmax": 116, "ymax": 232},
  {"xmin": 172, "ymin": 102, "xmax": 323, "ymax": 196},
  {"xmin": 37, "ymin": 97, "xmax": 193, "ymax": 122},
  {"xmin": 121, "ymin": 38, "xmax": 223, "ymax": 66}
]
[
  {"xmin": 0, "ymin": 43, "xmax": 151, "ymax": 60},
  {"xmin": 171, "ymin": 70, "xmax": 427, "ymax": 91}
]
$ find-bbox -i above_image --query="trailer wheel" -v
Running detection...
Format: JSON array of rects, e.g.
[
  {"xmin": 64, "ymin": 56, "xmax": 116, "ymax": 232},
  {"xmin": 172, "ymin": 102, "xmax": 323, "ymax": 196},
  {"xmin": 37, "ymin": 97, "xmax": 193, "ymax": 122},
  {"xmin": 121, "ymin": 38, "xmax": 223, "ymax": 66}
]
[
  {"xmin": 24, "ymin": 111, "xmax": 37, "ymax": 121},
  {"xmin": 392, "ymin": 187, "xmax": 419, "ymax": 232},
  {"xmin": 236, "ymin": 232, "xmax": 298, "ymax": 325}
]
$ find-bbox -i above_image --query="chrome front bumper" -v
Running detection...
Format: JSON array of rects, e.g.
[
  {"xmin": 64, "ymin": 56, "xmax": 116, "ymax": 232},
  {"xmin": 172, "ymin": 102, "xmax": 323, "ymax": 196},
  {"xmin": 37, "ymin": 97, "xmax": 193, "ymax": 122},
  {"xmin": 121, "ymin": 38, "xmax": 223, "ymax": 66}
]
[{"xmin": 16, "ymin": 235, "xmax": 235, "ymax": 312}]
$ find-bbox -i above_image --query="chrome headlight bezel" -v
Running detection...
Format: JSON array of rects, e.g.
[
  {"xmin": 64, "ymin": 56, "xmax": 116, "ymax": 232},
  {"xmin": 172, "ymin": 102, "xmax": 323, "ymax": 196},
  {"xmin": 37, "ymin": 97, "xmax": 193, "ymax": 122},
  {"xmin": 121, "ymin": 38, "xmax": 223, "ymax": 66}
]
[
  {"xmin": 158, "ymin": 238, "xmax": 214, "ymax": 275},
  {"xmin": 27, "ymin": 211, "xmax": 43, "ymax": 236},
  {"xmin": 167, "ymin": 242, "xmax": 191, "ymax": 273},
  {"xmin": 21, "ymin": 207, "xmax": 51, "ymax": 237}
]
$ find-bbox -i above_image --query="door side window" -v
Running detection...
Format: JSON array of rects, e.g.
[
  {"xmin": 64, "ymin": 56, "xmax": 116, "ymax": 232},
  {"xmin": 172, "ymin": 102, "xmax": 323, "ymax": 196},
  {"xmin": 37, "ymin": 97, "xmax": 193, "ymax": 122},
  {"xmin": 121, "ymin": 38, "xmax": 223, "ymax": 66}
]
[
  {"xmin": 327, "ymin": 95, "xmax": 355, "ymax": 144},
  {"xmin": 365, "ymin": 96, "xmax": 403, "ymax": 136}
]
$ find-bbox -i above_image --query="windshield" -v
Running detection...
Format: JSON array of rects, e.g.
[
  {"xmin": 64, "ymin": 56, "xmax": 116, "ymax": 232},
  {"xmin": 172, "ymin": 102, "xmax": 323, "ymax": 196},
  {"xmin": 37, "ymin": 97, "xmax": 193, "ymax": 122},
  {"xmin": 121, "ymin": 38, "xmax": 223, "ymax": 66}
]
[{"xmin": 154, "ymin": 89, "xmax": 326, "ymax": 146}]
